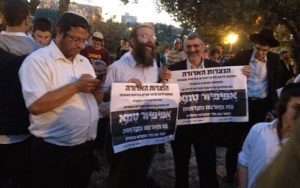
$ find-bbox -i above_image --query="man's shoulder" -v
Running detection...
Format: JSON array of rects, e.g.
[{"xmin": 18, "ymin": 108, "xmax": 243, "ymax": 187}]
[
  {"xmin": 168, "ymin": 60, "xmax": 187, "ymax": 70},
  {"xmin": 204, "ymin": 59, "xmax": 220, "ymax": 67},
  {"xmin": 225, "ymin": 49, "xmax": 253, "ymax": 66},
  {"xmin": 82, "ymin": 45, "xmax": 94, "ymax": 52},
  {"xmin": 250, "ymin": 120, "xmax": 277, "ymax": 135},
  {"xmin": 267, "ymin": 51, "xmax": 280, "ymax": 61},
  {"xmin": 110, "ymin": 54, "xmax": 130, "ymax": 69},
  {"xmin": 22, "ymin": 47, "xmax": 48, "ymax": 66},
  {"xmin": 0, "ymin": 34, "xmax": 41, "ymax": 56},
  {"xmin": 102, "ymin": 47, "xmax": 110, "ymax": 53}
]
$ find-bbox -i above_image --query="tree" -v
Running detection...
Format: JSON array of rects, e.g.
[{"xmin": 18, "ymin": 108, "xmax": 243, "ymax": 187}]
[
  {"xmin": 120, "ymin": 0, "xmax": 300, "ymax": 71},
  {"xmin": 95, "ymin": 19, "xmax": 127, "ymax": 58},
  {"xmin": 58, "ymin": 0, "xmax": 70, "ymax": 19}
]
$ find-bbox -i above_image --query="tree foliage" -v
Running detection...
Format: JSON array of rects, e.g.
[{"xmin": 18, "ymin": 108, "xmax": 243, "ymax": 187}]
[
  {"xmin": 120, "ymin": 0, "xmax": 300, "ymax": 69},
  {"xmin": 58, "ymin": 0, "xmax": 70, "ymax": 19},
  {"xmin": 94, "ymin": 19, "xmax": 127, "ymax": 58}
]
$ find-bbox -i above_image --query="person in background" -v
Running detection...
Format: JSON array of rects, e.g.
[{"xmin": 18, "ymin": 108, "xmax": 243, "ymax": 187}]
[
  {"xmin": 278, "ymin": 49, "xmax": 296, "ymax": 86},
  {"xmin": 0, "ymin": 0, "xmax": 41, "ymax": 187},
  {"xmin": 19, "ymin": 11, "xmax": 102, "ymax": 188},
  {"xmin": 167, "ymin": 38, "xmax": 186, "ymax": 65},
  {"xmin": 81, "ymin": 31, "xmax": 111, "ymax": 66},
  {"xmin": 32, "ymin": 17, "xmax": 52, "ymax": 46},
  {"xmin": 202, "ymin": 48, "xmax": 209, "ymax": 59},
  {"xmin": 116, "ymin": 38, "xmax": 130, "ymax": 60},
  {"xmin": 223, "ymin": 28, "xmax": 283, "ymax": 183},
  {"xmin": 209, "ymin": 48, "xmax": 221, "ymax": 62},
  {"xmin": 119, "ymin": 38, "xmax": 131, "ymax": 59},
  {"xmin": 238, "ymin": 83, "xmax": 300, "ymax": 188},
  {"xmin": 229, "ymin": 51, "xmax": 236, "ymax": 59},
  {"xmin": 215, "ymin": 44, "xmax": 228, "ymax": 65}
]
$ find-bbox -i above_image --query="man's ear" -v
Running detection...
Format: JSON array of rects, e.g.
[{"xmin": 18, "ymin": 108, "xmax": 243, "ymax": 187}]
[
  {"xmin": 24, "ymin": 15, "xmax": 32, "ymax": 32},
  {"xmin": 56, "ymin": 27, "xmax": 64, "ymax": 39}
]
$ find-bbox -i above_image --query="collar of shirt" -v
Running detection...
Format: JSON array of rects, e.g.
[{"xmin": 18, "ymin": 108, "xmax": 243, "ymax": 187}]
[
  {"xmin": 125, "ymin": 52, "xmax": 138, "ymax": 68},
  {"xmin": 187, "ymin": 58, "xmax": 205, "ymax": 69},
  {"xmin": 1, "ymin": 31, "xmax": 29, "ymax": 37},
  {"xmin": 250, "ymin": 51, "xmax": 267, "ymax": 63},
  {"xmin": 48, "ymin": 40, "xmax": 84, "ymax": 65}
]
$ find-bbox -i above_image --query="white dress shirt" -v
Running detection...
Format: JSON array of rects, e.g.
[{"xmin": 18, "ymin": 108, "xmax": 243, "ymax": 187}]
[
  {"xmin": 238, "ymin": 119, "xmax": 288, "ymax": 188},
  {"xmin": 19, "ymin": 41, "xmax": 99, "ymax": 146},
  {"xmin": 247, "ymin": 53, "xmax": 268, "ymax": 98}
]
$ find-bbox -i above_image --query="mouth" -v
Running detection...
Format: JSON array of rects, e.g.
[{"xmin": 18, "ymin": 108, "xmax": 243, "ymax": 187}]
[{"xmin": 144, "ymin": 41, "xmax": 154, "ymax": 48}]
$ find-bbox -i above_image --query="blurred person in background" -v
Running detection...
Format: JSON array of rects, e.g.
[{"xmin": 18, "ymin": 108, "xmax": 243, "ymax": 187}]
[
  {"xmin": 32, "ymin": 17, "xmax": 52, "ymax": 46},
  {"xmin": 0, "ymin": 0, "xmax": 41, "ymax": 187}
]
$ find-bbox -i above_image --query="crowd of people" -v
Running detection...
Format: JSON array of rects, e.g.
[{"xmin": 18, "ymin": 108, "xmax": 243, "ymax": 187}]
[{"xmin": 1, "ymin": 0, "xmax": 300, "ymax": 188}]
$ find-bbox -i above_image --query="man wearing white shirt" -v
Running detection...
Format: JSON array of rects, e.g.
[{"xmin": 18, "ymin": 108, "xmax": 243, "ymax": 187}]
[
  {"xmin": 0, "ymin": 0, "xmax": 41, "ymax": 187},
  {"xmin": 238, "ymin": 83, "xmax": 300, "ymax": 188},
  {"xmin": 224, "ymin": 28, "xmax": 284, "ymax": 183},
  {"xmin": 19, "ymin": 12, "xmax": 102, "ymax": 188},
  {"xmin": 104, "ymin": 24, "xmax": 160, "ymax": 188}
]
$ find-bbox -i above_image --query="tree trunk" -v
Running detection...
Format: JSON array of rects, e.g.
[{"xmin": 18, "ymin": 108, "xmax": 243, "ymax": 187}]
[{"xmin": 58, "ymin": 0, "xmax": 70, "ymax": 20}]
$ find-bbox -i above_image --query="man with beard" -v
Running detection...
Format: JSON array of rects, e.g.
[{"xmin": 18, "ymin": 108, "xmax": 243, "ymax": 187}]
[
  {"xmin": 104, "ymin": 24, "xmax": 159, "ymax": 188},
  {"xmin": 162, "ymin": 34, "xmax": 219, "ymax": 188}
]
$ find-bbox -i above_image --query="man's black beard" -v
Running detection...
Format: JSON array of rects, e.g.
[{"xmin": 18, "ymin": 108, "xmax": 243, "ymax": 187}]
[{"xmin": 133, "ymin": 41, "xmax": 157, "ymax": 67}]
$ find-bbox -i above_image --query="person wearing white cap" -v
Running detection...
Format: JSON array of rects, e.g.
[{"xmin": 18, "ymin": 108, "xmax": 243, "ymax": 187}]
[
  {"xmin": 19, "ymin": 11, "xmax": 102, "ymax": 188},
  {"xmin": 167, "ymin": 38, "xmax": 186, "ymax": 65},
  {"xmin": 81, "ymin": 31, "xmax": 111, "ymax": 66}
]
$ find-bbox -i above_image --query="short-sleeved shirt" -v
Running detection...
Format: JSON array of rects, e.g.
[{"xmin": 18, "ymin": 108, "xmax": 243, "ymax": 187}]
[
  {"xmin": 19, "ymin": 41, "xmax": 99, "ymax": 146},
  {"xmin": 238, "ymin": 119, "xmax": 288, "ymax": 188}
]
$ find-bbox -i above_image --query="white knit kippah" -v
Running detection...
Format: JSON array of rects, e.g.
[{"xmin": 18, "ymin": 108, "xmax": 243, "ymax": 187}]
[{"xmin": 64, "ymin": 10, "xmax": 88, "ymax": 22}]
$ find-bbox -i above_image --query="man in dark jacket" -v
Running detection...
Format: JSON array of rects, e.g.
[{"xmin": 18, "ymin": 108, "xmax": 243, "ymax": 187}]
[
  {"xmin": 162, "ymin": 33, "xmax": 219, "ymax": 188},
  {"xmin": 223, "ymin": 28, "xmax": 283, "ymax": 183},
  {"xmin": 0, "ymin": 0, "xmax": 40, "ymax": 187}
]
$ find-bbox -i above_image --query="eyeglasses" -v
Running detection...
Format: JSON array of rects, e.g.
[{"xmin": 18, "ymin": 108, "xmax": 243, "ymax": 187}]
[
  {"xmin": 138, "ymin": 34, "xmax": 156, "ymax": 41},
  {"xmin": 65, "ymin": 33, "xmax": 88, "ymax": 46}
]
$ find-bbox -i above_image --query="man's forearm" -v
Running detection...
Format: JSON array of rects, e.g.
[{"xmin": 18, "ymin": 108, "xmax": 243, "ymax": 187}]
[{"xmin": 29, "ymin": 82, "xmax": 79, "ymax": 115}]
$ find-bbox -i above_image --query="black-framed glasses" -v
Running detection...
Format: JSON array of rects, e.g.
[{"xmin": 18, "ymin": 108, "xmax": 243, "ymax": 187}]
[{"xmin": 65, "ymin": 33, "xmax": 88, "ymax": 46}]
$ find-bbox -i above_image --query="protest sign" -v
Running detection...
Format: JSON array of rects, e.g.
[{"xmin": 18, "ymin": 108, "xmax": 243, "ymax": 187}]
[
  {"xmin": 168, "ymin": 66, "xmax": 248, "ymax": 125},
  {"xmin": 110, "ymin": 83, "xmax": 180, "ymax": 153}
]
